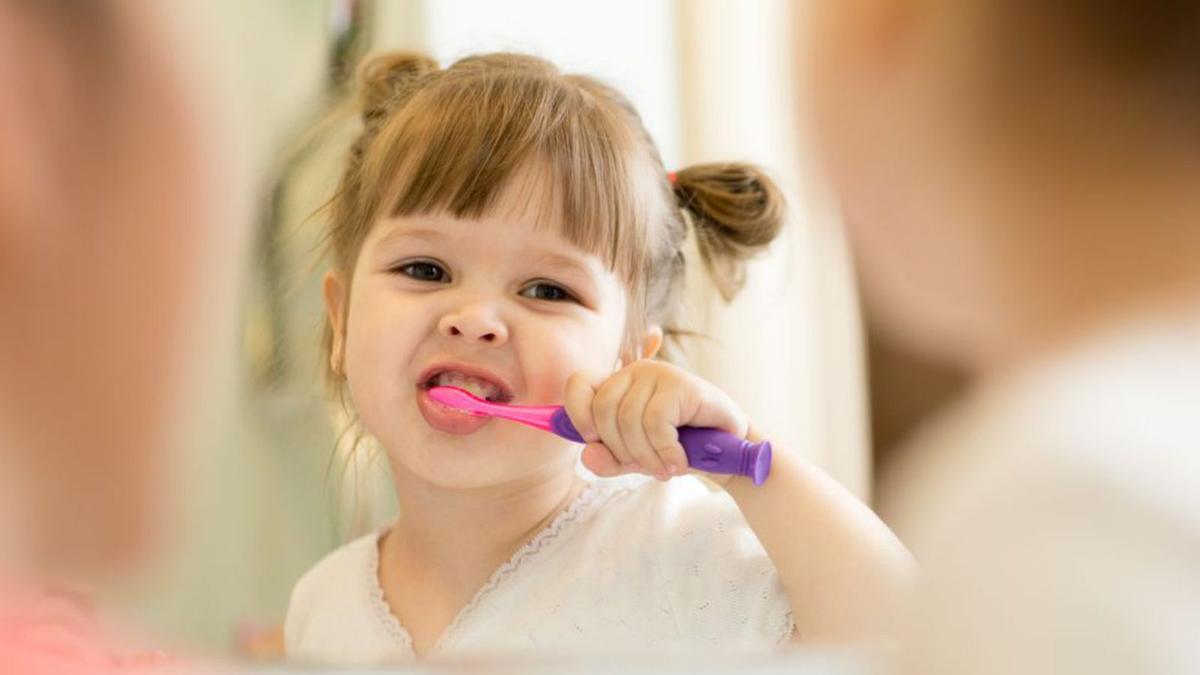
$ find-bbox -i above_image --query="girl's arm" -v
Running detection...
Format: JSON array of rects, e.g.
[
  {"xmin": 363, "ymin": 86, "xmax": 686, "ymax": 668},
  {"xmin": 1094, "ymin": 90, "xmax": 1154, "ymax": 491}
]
[
  {"xmin": 718, "ymin": 430, "xmax": 915, "ymax": 643},
  {"xmin": 566, "ymin": 360, "xmax": 915, "ymax": 644}
]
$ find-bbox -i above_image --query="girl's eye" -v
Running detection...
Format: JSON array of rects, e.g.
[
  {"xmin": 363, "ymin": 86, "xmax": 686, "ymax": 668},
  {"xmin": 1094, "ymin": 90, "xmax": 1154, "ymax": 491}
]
[
  {"xmin": 395, "ymin": 261, "xmax": 448, "ymax": 282},
  {"xmin": 521, "ymin": 282, "xmax": 575, "ymax": 302}
]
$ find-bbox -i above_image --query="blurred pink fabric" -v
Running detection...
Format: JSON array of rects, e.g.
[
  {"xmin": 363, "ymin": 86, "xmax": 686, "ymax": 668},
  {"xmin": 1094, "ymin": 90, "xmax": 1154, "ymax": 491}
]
[{"xmin": 0, "ymin": 586, "xmax": 171, "ymax": 673}]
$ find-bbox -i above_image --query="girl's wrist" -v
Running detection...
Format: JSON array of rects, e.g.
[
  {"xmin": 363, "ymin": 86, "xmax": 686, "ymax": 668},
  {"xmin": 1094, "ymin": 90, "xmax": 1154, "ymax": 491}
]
[{"xmin": 699, "ymin": 422, "xmax": 763, "ymax": 493}]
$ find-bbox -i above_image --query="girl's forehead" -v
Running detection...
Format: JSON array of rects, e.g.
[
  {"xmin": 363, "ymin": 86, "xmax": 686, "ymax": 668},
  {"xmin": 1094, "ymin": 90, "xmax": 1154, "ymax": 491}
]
[{"xmin": 386, "ymin": 161, "xmax": 599, "ymax": 247}]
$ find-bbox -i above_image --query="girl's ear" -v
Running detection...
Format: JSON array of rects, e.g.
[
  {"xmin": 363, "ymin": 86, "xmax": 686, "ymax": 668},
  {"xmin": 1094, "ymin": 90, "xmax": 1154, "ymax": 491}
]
[
  {"xmin": 615, "ymin": 325, "xmax": 665, "ymax": 369},
  {"xmin": 323, "ymin": 270, "xmax": 348, "ymax": 373},
  {"xmin": 639, "ymin": 325, "xmax": 664, "ymax": 360}
]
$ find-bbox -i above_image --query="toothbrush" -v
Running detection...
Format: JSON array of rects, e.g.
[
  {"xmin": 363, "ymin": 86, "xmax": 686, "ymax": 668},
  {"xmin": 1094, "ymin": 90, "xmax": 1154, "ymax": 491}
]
[{"xmin": 427, "ymin": 386, "xmax": 772, "ymax": 485}]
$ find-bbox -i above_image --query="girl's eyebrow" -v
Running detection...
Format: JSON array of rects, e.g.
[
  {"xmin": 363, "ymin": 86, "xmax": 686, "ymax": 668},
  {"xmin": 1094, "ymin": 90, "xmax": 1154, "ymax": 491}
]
[
  {"xmin": 377, "ymin": 227, "xmax": 445, "ymax": 246},
  {"xmin": 529, "ymin": 252, "xmax": 595, "ymax": 279}
]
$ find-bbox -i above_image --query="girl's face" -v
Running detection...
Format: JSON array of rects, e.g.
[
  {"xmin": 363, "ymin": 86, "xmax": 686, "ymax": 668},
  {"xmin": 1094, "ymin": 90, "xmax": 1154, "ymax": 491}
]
[{"xmin": 326, "ymin": 173, "xmax": 635, "ymax": 489}]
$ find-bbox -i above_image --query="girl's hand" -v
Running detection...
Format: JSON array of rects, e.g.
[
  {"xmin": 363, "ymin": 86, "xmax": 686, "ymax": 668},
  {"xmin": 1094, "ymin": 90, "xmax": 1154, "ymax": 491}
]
[{"xmin": 563, "ymin": 361, "xmax": 749, "ymax": 483}]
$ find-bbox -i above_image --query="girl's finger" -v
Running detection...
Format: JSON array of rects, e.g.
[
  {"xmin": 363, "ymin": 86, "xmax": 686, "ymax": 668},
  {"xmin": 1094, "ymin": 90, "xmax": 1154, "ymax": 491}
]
[
  {"xmin": 563, "ymin": 370, "xmax": 606, "ymax": 442},
  {"xmin": 644, "ymin": 385, "xmax": 690, "ymax": 476},
  {"xmin": 686, "ymin": 380, "xmax": 750, "ymax": 439},
  {"xmin": 615, "ymin": 375, "xmax": 669, "ymax": 479},
  {"xmin": 591, "ymin": 370, "xmax": 637, "ymax": 466},
  {"xmin": 580, "ymin": 442, "xmax": 625, "ymax": 477}
]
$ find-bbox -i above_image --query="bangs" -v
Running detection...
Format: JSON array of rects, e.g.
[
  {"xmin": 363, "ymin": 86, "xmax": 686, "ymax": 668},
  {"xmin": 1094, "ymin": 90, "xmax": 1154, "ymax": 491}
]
[{"xmin": 360, "ymin": 57, "xmax": 654, "ymax": 282}]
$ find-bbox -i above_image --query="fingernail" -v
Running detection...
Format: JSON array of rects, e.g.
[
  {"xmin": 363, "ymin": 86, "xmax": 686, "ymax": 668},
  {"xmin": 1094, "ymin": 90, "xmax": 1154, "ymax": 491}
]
[
  {"xmin": 667, "ymin": 464, "xmax": 680, "ymax": 476},
  {"xmin": 628, "ymin": 462, "xmax": 642, "ymax": 471},
  {"xmin": 656, "ymin": 470, "xmax": 670, "ymax": 481}
]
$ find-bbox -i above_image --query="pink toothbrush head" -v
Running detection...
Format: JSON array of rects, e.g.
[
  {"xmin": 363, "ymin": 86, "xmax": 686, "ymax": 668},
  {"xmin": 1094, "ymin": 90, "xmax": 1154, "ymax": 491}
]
[
  {"xmin": 426, "ymin": 386, "xmax": 572, "ymax": 437},
  {"xmin": 426, "ymin": 386, "xmax": 772, "ymax": 485}
]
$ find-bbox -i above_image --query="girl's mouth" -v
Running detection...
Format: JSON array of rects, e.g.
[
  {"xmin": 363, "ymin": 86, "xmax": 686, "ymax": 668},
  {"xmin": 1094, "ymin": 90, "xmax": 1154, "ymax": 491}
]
[{"xmin": 418, "ymin": 368, "xmax": 515, "ymax": 404}]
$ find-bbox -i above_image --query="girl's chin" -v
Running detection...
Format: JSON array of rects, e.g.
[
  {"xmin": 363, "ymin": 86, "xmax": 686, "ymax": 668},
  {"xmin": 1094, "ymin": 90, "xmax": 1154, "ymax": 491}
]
[{"xmin": 395, "ymin": 457, "xmax": 566, "ymax": 493}]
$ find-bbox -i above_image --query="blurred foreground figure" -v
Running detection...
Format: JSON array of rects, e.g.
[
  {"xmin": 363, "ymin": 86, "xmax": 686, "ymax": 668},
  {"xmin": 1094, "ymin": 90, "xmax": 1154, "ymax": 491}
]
[
  {"xmin": 0, "ymin": 1, "xmax": 240, "ymax": 671},
  {"xmin": 798, "ymin": 1, "xmax": 1200, "ymax": 673}
]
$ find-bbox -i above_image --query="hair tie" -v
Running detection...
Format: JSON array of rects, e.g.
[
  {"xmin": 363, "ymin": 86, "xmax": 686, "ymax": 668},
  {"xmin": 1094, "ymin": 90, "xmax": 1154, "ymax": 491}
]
[{"xmin": 667, "ymin": 171, "xmax": 677, "ymax": 185}]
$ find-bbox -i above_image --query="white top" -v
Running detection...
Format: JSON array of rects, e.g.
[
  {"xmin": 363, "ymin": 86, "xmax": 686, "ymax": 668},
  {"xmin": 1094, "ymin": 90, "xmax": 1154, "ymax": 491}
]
[
  {"xmin": 285, "ymin": 475, "xmax": 794, "ymax": 667},
  {"xmin": 886, "ymin": 309, "xmax": 1200, "ymax": 675}
]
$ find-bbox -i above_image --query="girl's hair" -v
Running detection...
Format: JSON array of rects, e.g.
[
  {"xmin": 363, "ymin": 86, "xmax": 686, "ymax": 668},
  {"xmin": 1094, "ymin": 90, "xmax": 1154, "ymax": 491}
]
[{"xmin": 321, "ymin": 51, "xmax": 784, "ymax": 401}]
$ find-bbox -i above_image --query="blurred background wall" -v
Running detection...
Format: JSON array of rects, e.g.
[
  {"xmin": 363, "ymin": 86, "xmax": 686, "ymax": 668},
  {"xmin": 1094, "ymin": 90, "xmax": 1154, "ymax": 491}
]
[{"xmin": 116, "ymin": 0, "xmax": 874, "ymax": 661}]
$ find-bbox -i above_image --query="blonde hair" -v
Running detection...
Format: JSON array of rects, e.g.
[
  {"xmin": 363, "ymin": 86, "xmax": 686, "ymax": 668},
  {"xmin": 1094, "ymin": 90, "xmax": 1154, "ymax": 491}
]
[{"xmin": 321, "ymin": 50, "xmax": 784, "ymax": 400}]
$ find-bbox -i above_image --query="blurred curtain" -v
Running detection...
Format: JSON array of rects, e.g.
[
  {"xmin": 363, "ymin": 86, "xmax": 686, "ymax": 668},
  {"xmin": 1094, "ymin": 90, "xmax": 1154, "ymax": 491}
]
[{"xmin": 674, "ymin": 0, "xmax": 870, "ymax": 498}]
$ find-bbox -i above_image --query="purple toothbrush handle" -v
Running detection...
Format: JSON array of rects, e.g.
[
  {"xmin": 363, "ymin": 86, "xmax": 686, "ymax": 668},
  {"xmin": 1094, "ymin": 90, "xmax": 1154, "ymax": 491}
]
[{"xmin": 549, "ymin": 409, "xmax": 772, "ymax": 486}]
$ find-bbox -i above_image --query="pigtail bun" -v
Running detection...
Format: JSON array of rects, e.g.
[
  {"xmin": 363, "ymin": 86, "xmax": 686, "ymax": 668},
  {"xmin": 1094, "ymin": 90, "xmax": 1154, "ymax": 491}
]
[
  {"xmin": 356, "ymin": 51, "xmax": 439, "ymax": 127},
  {"xmin": 673, "ymin": 163, "xmax": 785, "ymax": 302}
]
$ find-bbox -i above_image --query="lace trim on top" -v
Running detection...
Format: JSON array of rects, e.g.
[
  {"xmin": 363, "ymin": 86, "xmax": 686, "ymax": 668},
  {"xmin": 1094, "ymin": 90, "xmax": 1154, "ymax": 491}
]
[
  {"xmin": 365, "ymin": 534, "xmax": 414, "ymax": 654},
  {"xmin": 365, "ymin": 478, "xmax": 643, "ymax": 657},
  {"xmin": 774, "ymin": 609, "xmax": 797, "ymax": 645}
]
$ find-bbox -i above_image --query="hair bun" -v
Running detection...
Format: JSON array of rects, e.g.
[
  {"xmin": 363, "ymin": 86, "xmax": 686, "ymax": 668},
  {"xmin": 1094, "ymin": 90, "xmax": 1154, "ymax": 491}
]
[
  {"xmin": 356, "ymin": 51, "xmax": 439, "ymax": 125},
  {"xmin": 674, "ymin": 162, "xmax": 786, "ymax": 301}
]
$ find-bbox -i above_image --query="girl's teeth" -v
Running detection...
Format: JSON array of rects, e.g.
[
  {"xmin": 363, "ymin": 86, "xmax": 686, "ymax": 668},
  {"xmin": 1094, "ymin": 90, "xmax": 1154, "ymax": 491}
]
[{"xmin": 432, "ymin": 372, "xmax": 501, "ymax": 400}]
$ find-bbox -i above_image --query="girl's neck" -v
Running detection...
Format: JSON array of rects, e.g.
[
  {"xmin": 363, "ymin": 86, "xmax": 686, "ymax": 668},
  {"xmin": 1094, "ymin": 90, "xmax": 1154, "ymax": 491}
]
[{"xmin": 383, "ymin": 462, "xmax": 587, "ymax": 594}]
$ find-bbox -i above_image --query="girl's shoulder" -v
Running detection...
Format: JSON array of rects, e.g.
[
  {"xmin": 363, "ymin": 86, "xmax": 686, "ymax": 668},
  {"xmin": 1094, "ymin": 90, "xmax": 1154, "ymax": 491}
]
[
  {"xmin": 288, "ymin": 530, "xmax": 380, "ymax": 610},
  {"xmin": 284, "ymin": 530, "xmax": 392, "ymax": 663}
]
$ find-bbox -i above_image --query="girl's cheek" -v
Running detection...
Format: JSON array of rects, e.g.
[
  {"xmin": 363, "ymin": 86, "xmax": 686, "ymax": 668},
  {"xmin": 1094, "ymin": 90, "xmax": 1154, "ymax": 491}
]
[
  {"xmin": 518, "ymin": 331, "xmax": 580, "ymax": 399},
  {"xmin": 542, "ymin": 328, "xmax": 620, "ymax": 395}
]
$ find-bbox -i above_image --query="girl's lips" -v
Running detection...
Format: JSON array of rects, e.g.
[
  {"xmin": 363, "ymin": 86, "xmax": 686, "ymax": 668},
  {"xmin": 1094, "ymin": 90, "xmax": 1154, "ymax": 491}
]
[{"xmin": 416, "ymin": 387, "xmax": 493, "ymax": 435}]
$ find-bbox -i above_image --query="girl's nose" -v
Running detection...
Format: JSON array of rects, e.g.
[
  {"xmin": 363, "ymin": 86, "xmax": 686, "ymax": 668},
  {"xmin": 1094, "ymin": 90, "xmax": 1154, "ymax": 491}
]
[{"xmin": 438, "ymin": 305, "xmax": 509, "ymax": 345}]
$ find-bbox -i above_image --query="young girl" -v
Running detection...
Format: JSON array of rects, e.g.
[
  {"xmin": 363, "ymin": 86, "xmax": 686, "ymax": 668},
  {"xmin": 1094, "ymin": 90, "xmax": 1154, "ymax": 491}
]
[{"xmin": 284, "ymin": 51, "xmax": 911, "ymax": 666}]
